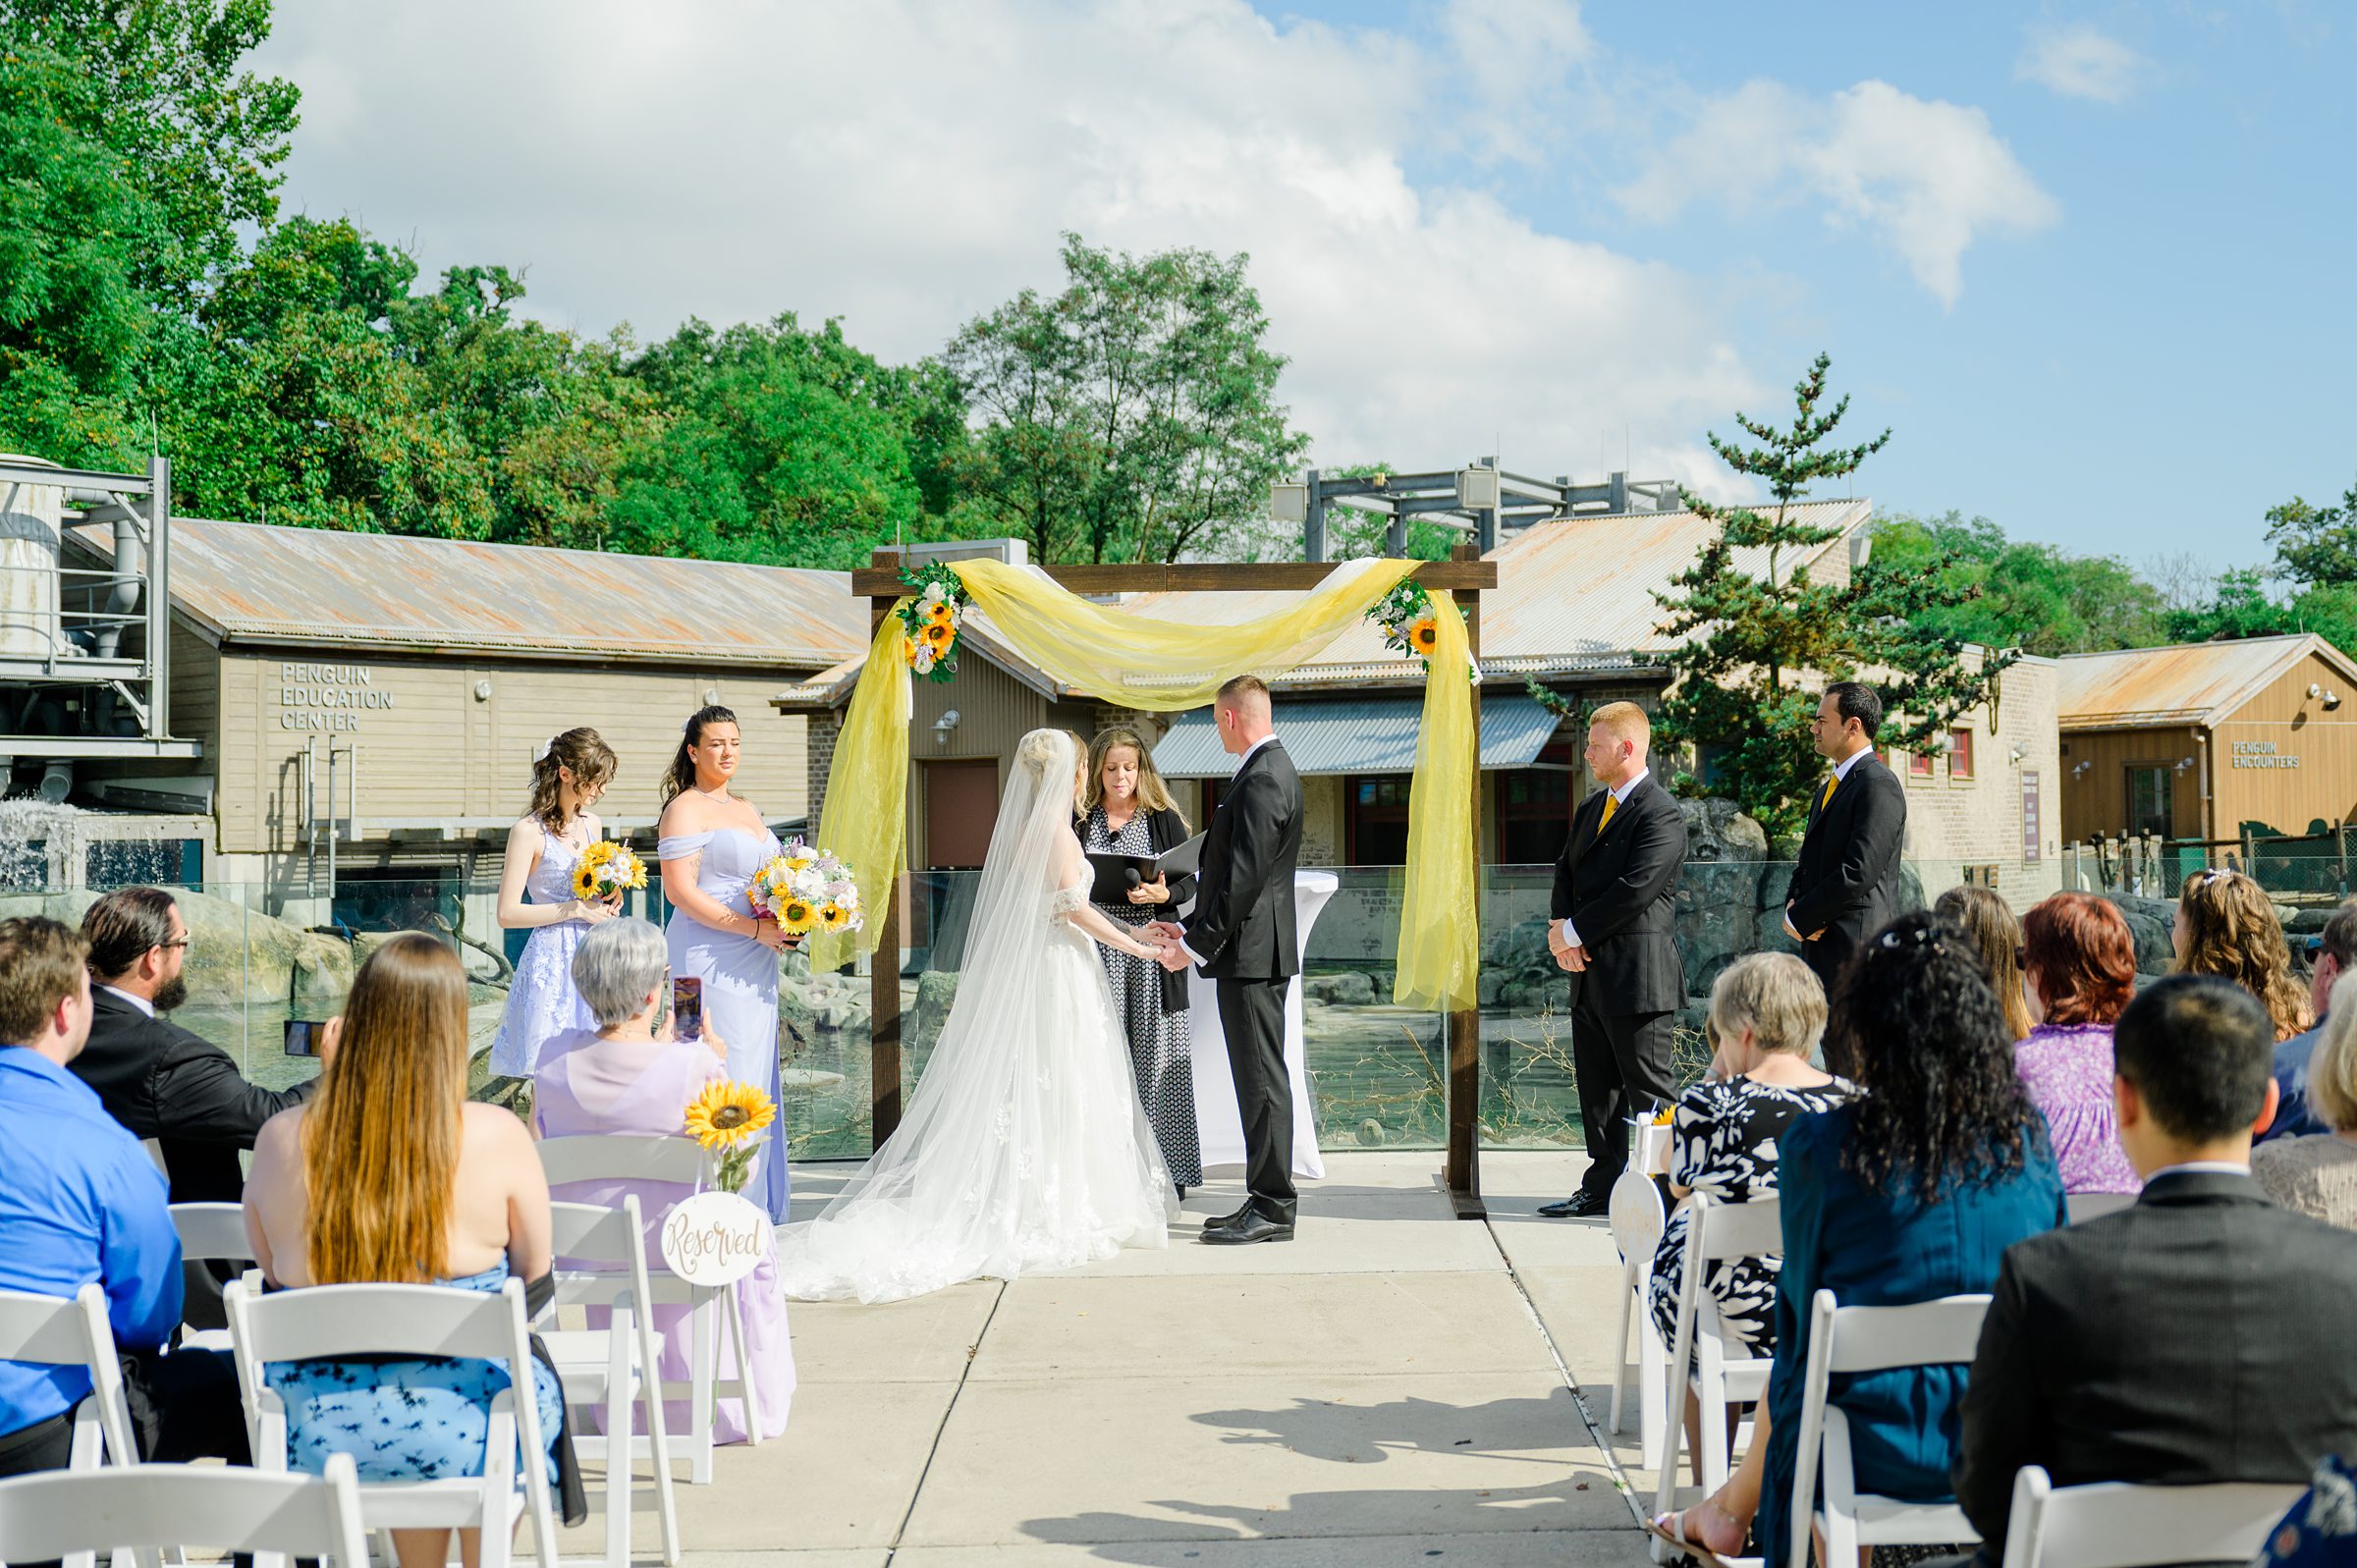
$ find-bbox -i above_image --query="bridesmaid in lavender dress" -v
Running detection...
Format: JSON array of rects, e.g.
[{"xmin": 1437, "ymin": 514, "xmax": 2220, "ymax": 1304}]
[
  {"xmin": 490, "ymin": 729, "xmax": 621, "ymax": 1078},
  {"xmin": 533, "ymin": 917, "xmax": 794, "ymax": 1440},
  {"xmin": 656, "ymin": 706, "xmax": 794, "ymax": 1222}
]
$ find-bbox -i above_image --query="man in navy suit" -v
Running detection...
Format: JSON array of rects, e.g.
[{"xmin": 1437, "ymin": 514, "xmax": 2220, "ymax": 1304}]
[
  {"xmin": 1539, "ymin": 702, "xmax": 1688, "ymax": 1217},
  {"xmin": 1784, "ymin": 681, "xmax": 1907, "ymax": 994}
]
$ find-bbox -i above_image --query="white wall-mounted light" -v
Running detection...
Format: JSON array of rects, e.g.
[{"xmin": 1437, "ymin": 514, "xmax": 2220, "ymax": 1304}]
[
  {"xmin": 933, "ymin": 708, "xmax": 961, "ymax": 746},
  {"xmin": 2008, "ymin": 746, "xmax": 2024, "ymax": 766},
  {"xmin": 2071, "ymin": 759, "xmax": 2094, "ymax": 779},
  {"xmin": 703, "ymin": 687, "xmax": 722, "ymax": 706},
  {"xmin": 2175, "ymin": 756, "xmax": 2196, "ymax": 772},
  {"xmin": 2328, "ymin": 691, "xmax": 2344, "ymax": 711},
  {"xmin": 472, "ymin": 679, "xmax": 492, "ymax": 702},
  {"xmin": 1455, "ymin": 465, "xmax": 1500, "ymax": 511}
]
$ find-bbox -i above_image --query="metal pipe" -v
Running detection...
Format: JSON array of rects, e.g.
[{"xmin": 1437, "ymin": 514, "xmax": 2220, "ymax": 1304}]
[
  {"xmin": 147, "ymin": 455, "xmax": 169, "ymax": 738},
  {"xmin": 325, "ymin": 741, "xmax": 340, "ymax": 911},
  {"xmin": 303, "ymin": 736, "xmax": 317, "ymax": 894},
  {"xmin": 92, "ymin": 511, "xmax": 141, "ymax": 658}
]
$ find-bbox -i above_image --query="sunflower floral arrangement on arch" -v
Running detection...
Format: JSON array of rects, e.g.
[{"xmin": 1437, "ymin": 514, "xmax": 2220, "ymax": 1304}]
[
  {"xmin": 898, "ymin": 561, "xmax": 969, "ymax": 681},
  {"xmin": 570, "ymin": 840, "xmax": 647, "ymax": 903},
  {"xmin": 1368, "ymin": 577, "xmax": 1477, "ymax": 679},
  {"xmin": 684, "ymin": 1078, "xmax": 777, "ymax": 1194},
  {"xmin": 748, "ymin": 838, "xmax": 864, "ymax": 945}
]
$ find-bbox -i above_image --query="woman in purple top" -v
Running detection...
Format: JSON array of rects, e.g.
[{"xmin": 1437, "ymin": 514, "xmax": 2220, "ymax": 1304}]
[
  {"xmin": 2016, "ymin": 892, "xmax": 2143, "ymax": 1195},
  {"xmin": 532, "ymin": 917, "xmax": 794, "ymax": 1441}
]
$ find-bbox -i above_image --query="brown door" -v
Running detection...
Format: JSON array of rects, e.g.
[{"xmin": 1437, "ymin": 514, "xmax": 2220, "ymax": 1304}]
[{"xmin": 924, "ymin": 759, "xmax": 1000, "ymax": 869}]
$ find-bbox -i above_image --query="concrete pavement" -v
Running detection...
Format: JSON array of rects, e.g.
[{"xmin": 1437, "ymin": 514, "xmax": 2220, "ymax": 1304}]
[{"xmin": 559, "ymin": 1149, "xmax": 1668, "ymax": 1567}]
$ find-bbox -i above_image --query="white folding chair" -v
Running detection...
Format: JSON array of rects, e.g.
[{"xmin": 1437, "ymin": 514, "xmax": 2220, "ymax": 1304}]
[
  {"xmin": 2063, "ymin": 1192, "xmax": 2134, "ymax": 1224},
  {"xmin": 534, "ymin": 1134, "xmax": 765, "ymax": 1485},
  {"xmin": 0, "ymin": 1455, "xmax": 371, "ymax": 1568},
  {"xmin": 1606, "ymin": 1167, "xmax": 1671, "ymax": 1471},
  {"xmin": 1998, "ymin": 1465, "xmax": 2303, "ymax": 1568},
  {"xmin": 225, "ymin": 1276, "xmax": 560, "ymax": 1568},
  {"xmin": 542, "ymin": 1196, "xmax": 682, "ymax": 1567},
  {"xmin": 1786, "ymin": 1289, "xmax": 1991, "ymax": 1568},
  {"xmin": 1653, "ymin": 1192, "xmax": 1781, "ymax": 1518},
  {"xmin": 0, "ymin": 1284, "xmax": 138, "ymax": 1470},
  {"xmin": 169, "ymin": 1202, "xmax": 257, "ymax": 1352}
]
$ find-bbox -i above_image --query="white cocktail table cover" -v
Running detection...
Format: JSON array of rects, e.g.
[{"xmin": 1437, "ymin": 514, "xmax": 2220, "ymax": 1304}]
[{"xmin": 1183, "ymin": 869, "xmax": 1338, "ymax": 1180}]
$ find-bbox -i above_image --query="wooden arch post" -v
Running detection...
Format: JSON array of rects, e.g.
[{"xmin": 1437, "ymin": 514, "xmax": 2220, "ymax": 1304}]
[{"xmin": 850, "ymin": 548, "xmax": 1499, "ymax": 1217}]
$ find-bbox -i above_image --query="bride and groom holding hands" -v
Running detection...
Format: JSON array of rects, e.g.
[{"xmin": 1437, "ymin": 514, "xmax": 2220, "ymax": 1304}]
[{"xmin": 774, "ymin": 676, "xmax": 1304, "ymax": 1304}]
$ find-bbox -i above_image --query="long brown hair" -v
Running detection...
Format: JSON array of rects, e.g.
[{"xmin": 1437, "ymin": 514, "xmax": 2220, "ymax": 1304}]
[
  {"xmin": 1934, "ymin": 886, "xmax": 2031, "ymax": 1041},
  {"xmin": 527, "ymin": 728, "xmax": 618, "ymax": 835},
  {"xmin": 302, "ymin": 935, "xmax": 472, "ymax": 1284},
  {"xmin": 1083, "ymin": 727, "xmax": 1185, "ymax": 827},
  {"xmin": 660, "ymin": 705, "xmax": 739, "ymax": 808},
  {"xmin": 2174, "ymin": 869, "xmax": 2311, "ymax": 1043}
]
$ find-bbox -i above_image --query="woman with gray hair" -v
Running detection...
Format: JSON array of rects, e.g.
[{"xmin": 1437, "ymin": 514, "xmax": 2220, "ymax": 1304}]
[
  {"xmin": 531, "ymin": 918, "xmax": 794, "ymax": 1440},
  {"xmin": 1646, "ymin": 953, "xmax": 1851, "ymax": 1499}
]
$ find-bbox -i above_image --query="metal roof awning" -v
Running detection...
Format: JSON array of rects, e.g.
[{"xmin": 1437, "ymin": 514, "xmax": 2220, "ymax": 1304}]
[{"xmin": 1152, "ymin": 694, "xmax": 1562, "ymax": 779}]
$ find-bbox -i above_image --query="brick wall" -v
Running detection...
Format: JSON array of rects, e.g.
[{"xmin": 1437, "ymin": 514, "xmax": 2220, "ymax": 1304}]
[
  {"xmin": 1891, "ymin": 653, "xmax": 2064, "ymax": 909},
  {"xmin": 804, "ymin": 706, "xmax": 843, "ymax": 831}
]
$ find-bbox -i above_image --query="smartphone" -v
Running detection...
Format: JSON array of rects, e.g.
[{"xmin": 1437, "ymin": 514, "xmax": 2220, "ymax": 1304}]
[
  {"xmin": 671, "ymin": 975, "xmax": 704, "ymax": 1042},
  {"xmin": 284, "ymin": 1019, "xmax": 322, "ymax": 1057}
]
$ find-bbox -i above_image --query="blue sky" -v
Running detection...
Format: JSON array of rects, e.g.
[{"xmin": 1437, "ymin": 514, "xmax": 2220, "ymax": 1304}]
[{"xmin": 254, "ymin": 1, "xmax": 2353, "ymax": 572}]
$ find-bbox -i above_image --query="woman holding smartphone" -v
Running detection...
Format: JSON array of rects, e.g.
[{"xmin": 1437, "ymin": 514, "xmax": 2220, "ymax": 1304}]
[{"xmin": 657, "ymin": 705, "xmax": 793, "ymax": 1222}]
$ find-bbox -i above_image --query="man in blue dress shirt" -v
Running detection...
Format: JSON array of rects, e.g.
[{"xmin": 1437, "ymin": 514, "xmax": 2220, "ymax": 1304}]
[{"xmin": 0, "ymin": 915, "xmax": 241, "ymax": 1478}]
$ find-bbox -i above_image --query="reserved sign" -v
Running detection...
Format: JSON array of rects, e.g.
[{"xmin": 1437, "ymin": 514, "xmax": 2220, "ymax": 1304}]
[{"xmin": 659, "ymin": 1190, "xmax": 774, "ymax": 1287}]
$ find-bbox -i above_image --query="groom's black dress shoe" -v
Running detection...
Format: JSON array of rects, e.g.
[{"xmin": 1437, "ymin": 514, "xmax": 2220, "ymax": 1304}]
[
  {"xmin": 1205, "ymin": 1202, "xmax": 1255, "ymax": 1230},
  {"xmin": 1537, "ymin": 1192, "xmax": 1609, "ymax": 1218},
  {"xmin": 1201, "ymin": 1213, "xmax": 1293, "ymax": 1245}
]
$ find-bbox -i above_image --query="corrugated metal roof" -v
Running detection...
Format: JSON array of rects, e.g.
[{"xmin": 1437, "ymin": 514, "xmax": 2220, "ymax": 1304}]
[
  {"xmin": 81, "ymin": 517, "xmax": 870, "ymax": 669},
  {"xmin": 1152, "ymin": 693, "xmax": 1562, "ymax": 778},
  {"xmin": 772, "ymin": 498, "xmax": 1870, "ymax": 705},
  {"xmin": 2056, "ymin": 635, "xmax": 2357, "ymax": 730}
]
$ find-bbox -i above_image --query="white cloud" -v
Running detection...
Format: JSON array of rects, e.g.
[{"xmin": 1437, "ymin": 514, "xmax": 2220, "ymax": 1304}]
[
  {"xmin": 2015, "ymin": 23, "xmax": 2153, "ymax": 104},
  {"xmin": 1613, "ymin": 79, "xmax": 2059, "ymax": 306},
  {"xmin": 249, "ymin": 0, "xmax": 1755, "ymax": 493},
  {"xmin": 1436, "ymin": 0, "xmax": 1595, "ymax": 164}
]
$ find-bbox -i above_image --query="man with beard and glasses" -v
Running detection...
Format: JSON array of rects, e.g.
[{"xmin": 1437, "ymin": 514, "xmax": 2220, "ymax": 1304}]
[{"xmin": 73, "ymin": 888, "xmax": 322, "ymax": 1328}]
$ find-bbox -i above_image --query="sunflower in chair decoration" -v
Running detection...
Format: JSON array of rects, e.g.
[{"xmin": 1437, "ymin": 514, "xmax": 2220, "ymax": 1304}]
[
  {"xmin": 1367, "ymin": 576, "xmax": 1478, "ymax": 680},
  {"xmin": 683, "ymin": 1078, "xmax": 778, "ymax": 1195},
  {"xmin": 897, "ymin": 563, "xmax": 970, "ymax": 682}
]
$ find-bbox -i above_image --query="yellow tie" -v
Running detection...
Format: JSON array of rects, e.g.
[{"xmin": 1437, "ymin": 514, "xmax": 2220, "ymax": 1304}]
[
  {"xmin": 1821, "ymin": 773, "xmax": 1839, "ymax": 810},
  {"xmin": 1598, "ymin": 792, "xmax": 1618, "ymax": 832}
]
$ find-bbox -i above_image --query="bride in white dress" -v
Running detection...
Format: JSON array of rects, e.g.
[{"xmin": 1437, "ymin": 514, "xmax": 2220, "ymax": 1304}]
[{"xmin": 774, "ymin": 728, "xmax": 1176, "ymax": 1303}]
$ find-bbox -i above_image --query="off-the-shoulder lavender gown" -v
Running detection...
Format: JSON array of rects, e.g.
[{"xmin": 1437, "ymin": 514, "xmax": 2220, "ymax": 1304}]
[
  {"xmin": 532, "ymin": 1027, "xmax": 794, "ymax": 1441},
  {"xmin": 659, "ymin": 825, "xmax": 789, "ymax": 1221}
]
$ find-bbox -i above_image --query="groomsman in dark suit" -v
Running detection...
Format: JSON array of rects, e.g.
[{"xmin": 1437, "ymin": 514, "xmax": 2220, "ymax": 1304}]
[
  {"xmin": 1153, "ymin": 676, "xmax": 1304, "ymax": 1245},
  {"xmin": 1950, "ymin": 975, "xmax": 2357, "ymax": 1565},
  {"xmin": 1539, "ymin": 702, "xmax": 1688, "ymax": 1217},
  {"xmin": 1784, "ymin": 681, "xmax": 1907, "ymax": 992}
]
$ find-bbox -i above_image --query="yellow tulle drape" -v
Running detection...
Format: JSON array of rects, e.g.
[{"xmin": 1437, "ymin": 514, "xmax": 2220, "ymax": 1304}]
[
  {"xmin": 813, "ymin": 554, "xmax": 1481, "ymax": 1015},
  {"xmin": 1394, "ymin": 589, "xmax": 1479, "ymax": 1011},
  {"xmin": 946, "ymin": 556, "xmax": 1413, "ymax": 710},
  {"xmin": 805, "ymin": 611, "xmax": 915, "ymax": 975}
]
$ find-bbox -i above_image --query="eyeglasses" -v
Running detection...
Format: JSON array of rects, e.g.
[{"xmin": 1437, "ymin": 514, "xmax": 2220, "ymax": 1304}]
[{"xmin": 158, "ymin": 938, "xmax": 191, "ymax": 953}]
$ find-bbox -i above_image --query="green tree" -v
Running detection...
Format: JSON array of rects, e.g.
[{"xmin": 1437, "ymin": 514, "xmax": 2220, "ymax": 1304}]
[
  {"xmin": 1318, "ymin": 463, "xmax": 1460, "ymax": 562},
  {"xmin": 2263, "ymin": 477, "xmax": 2357, "ymax": 587},
  {"xmin": 945, "ymin": 233, "xmax": 1308, "ymax": 564},
  {"xmin": 1869, "ymin": 512, "xmax": 2166, "ymax": 654},
  {"xmin": 1652, "ymin": 353, "xmax": 2016, "ymax": 835}
]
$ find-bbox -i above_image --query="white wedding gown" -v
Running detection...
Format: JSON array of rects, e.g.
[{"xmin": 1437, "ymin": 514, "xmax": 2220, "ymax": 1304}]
[{"xmin": 774, "ymin": 730, "xmax": 1174, "ymax": 1304}]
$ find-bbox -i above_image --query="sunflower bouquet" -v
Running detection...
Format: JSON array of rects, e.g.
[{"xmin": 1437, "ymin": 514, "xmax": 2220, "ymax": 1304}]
[
  {"xmin": 1367, "ymin": 577, "xmax": 1478, "ymax": 680},
  {"xmin": 684, "ymin": 1077, "xmax": 777, "ymax": 1194},
  {"xmin": 896, "ymin": 563, "xmax": 968, "ymax": 682},
  {"xmin": 570, "ymin": 839, "xmax": 647, "ymax": 903},
  {"xmin": 747, "ymin": 838, "xmax": 864, "ymax": 945}
]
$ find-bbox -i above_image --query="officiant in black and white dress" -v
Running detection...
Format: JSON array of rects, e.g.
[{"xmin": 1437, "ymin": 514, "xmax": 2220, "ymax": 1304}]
[{"xmin": 1081, "ymin": 727, "xmax": 1203, "ymax": 1194}]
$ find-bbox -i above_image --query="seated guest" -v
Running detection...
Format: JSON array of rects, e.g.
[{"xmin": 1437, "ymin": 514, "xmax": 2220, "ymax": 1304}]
[
  {"xmin": 2175, "ymin": 868, "xmax": 2311, "ymax": 1042},
  {"xmin": 2015, "ymin": 892, "xmax": 2142, "ymax": 1195},
  {"xmin": 1653, "ymin": 912, "xmax": 2065, "ymax": 1560},
  {"xmin": 532, "ymin": 918, "xmax": 794, "ymax": 1439},
  {"xmin": 1951, "ymin": 975, "xmax": 2357, "ymax": 1564},
  {"xmin": 1936, "ymin": 886, "xmax": 2032, "ymax": 1042},
  {"xmin": 245, "ymin": 935, "xmax": 583, "ymax": 1567},
  {"xmin": 74, "ymin": 887, "xmax": 323, "ymax": 1330},
  {"xmin": 2254, "ymin": 971, "xmax": 2357, "ymax": 1229},
  {"xmin": 2265, "ymin": 899, "xmax": 2357, "ymax": 1143},
  {"xmin": 1647, "ymin": 954, "xmax": 1849, "ymax": 1476},
  {"xmin": 0, "ymin": 916, "xmax": 245, "ymax": 1479}
]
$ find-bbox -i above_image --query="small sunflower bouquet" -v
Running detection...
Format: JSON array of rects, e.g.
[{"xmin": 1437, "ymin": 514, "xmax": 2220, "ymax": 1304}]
[
  {"xmin": 747, "ymin": 838, "xmax": 864, "ymax": 946},
  {"xmin": 897, "ymin": 563, "xmax": 968, "ymax": 682},
  {"xmin": 1367, "ymin": 577, "xmax": 1478, "ymax": 680},
  {"xmin": 571, "ymin": 839, "xmax": 647, "ymax": 903},
  {"xmin": 684, "ymin": 1078, "xmax": 777, "ymax": 1194}
]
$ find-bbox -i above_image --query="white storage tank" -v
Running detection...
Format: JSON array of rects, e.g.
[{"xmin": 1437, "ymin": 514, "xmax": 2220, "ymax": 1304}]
[{"xmin": 0, "ymin": 455, "xmax": 63, "ymax": 662}]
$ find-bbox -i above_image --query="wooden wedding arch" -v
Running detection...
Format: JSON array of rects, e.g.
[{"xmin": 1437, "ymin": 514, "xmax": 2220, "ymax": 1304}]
[{"xmin": 846, "ymin": 544, "xmax": 1502, "ymax": 1217}]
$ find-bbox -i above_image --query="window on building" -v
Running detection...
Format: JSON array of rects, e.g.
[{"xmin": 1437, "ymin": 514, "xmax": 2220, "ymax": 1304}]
[
  {"xmin": 2127, "ymin": 766, "xmax": 2172, "ymax": 839},
  {"xmin": 1947, "ymin": 728, "xmax": 1975, "ymax": 780},
  {"xmin": 1495, "ymin": 745, "xmax": 1576, "ymax": 864},
  {"xmin": 1345, "ymin": 775, "xmax": 1413, "ymax": 866},
  {"xmin": 1909, "ymin": 747, "xmax": 1935, "ymax": 779}
]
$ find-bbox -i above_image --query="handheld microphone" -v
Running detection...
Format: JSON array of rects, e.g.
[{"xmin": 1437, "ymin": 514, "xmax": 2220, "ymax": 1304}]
[{"xmin": 1124, "ymin": 867, "xmax": 1143, "ymax": 891}]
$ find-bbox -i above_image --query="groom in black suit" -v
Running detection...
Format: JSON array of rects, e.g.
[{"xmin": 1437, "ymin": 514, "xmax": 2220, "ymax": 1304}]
[
  {"xmin": 1152, "ymin": 675, "xmax": 1302, "ymax": 1245},
  {"xmin": 1783, "ymin": 680, "xmax": 1908, "ymax": 993},
  {"xmin": 1539, "ymin": 702, "xmax": 1688, "ymax": 1217}
]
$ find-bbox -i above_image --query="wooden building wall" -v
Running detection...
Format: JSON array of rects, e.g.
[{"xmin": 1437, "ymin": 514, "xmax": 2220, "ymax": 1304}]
[
  {"xmin": 2057, "ymin": 725, "xmax": 2203, "ymax": 844},
  {"xmin": 2209, "ymin": 651, "xmax": 2357, "ymax": 838}
]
